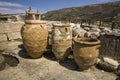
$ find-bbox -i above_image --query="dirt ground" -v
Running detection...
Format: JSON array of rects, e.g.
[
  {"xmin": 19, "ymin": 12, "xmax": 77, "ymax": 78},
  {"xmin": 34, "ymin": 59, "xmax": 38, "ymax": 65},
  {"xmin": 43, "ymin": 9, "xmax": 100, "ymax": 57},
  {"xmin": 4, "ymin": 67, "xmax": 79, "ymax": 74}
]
[{"xmin": 0, "ymin": 40, "xmax": 118, "ymax": 80}]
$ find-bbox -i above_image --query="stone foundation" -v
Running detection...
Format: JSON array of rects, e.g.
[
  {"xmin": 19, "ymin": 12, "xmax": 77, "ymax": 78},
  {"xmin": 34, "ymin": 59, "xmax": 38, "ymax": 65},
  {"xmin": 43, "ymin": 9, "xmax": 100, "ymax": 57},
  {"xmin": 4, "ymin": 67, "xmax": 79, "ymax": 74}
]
[
  {"xmin": 0, "ymin": 34, "xmax": 7, "ymax": 42},
  {"xmin": 0, "ymin": 22, "xmax": 24, "ymax": 41},
  {"xmin": 99, "ymin": 33, "xmax": 120, "ymax": 62},
  {"xmin": 7, "ymin": 32, "xmax": 22, "ymax": 41}
]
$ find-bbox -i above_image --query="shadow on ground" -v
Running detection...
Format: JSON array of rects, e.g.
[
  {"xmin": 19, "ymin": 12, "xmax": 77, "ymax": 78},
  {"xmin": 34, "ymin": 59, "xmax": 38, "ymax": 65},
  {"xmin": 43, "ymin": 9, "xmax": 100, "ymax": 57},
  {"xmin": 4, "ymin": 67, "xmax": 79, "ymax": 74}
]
[
  {"xmin": 116, "ymin": 77, "xmax": 120, "ymax": 80},
  {"xmin": 59, "ymin": 59, "xmax": 79, "ymax": 71},
  {"xmin": 43, "ymin": 48, "xmax": 79, "ymax": 71},
  {"xmin": 0, "ymin": 51, "xmax": 19, "ymax": 71},
  {"xmin": 18, "ymin": 44, "xmax": 32, "ymax": 59},
  {"xmin": 43, "ymin": 50, "xmax": 57, "ymax": 61}
]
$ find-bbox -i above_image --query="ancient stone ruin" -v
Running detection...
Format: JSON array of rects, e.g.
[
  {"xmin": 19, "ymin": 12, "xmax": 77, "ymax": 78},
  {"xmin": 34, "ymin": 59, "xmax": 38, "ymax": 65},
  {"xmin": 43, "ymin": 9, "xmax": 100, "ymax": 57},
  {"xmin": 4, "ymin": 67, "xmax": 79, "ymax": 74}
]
[{"xmin": 0, "ymin": 7, "xmax": 120, "ymax": 80}]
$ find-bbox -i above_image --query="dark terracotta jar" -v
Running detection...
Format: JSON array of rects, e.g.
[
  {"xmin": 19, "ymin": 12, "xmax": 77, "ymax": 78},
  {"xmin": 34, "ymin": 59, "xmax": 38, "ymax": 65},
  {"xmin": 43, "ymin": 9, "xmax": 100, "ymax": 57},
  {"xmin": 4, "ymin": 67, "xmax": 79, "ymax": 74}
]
[{"xmin": 73, "ymin": 38, "xmax": 100, "ymax": 70}]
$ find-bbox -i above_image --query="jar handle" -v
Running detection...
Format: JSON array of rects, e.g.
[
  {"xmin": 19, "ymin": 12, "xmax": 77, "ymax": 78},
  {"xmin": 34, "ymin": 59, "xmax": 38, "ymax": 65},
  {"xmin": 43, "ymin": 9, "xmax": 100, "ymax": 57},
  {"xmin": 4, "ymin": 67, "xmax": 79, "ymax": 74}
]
[
  {"xmin": 40, "ymin": 25, "xmax": 44, "ymax": 29},
  {"xmin": 96, "ymin": 45, "xmax": 101, "ymax": 49}
]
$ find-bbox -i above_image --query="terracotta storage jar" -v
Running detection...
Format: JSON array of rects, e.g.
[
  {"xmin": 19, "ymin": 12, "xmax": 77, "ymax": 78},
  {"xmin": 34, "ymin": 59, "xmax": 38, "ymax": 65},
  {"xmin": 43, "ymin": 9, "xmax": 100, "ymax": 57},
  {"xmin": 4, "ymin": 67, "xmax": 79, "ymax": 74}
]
[
  {"xmin": 73, "ymin": 38, "xmax": 100, "ymax": 70},
  {"xmin": 52, "ymin": 24, "xmax": 72, "ymax": 60},
  {"xmin": 21, "ymin": 20, "xmax": 48, "ymax": 58}
]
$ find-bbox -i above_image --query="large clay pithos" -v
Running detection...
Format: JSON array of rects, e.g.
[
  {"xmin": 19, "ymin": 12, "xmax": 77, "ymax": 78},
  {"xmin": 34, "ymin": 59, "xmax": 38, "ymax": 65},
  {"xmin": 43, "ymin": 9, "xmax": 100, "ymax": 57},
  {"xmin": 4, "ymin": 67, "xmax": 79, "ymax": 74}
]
[
  {"xmin": 73, "ymin": 38, "xmax": 100, "ymax": 71},
  {"xmin": 21, "ymin": 20, "xmax": 48, "ymax": 58},
  {"xmin": 52, "ymin": 24, "xmax": 72, "ymax": 60},
  {"xmin": 21, "ymin": 7, "xmax": 48, "ymax": 58}
]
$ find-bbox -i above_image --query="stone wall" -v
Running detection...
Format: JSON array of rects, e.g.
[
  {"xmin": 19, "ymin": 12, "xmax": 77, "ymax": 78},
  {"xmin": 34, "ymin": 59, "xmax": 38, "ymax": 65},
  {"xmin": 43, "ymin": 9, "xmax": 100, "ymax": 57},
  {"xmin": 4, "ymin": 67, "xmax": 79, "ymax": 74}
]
[
  {"xmin": 0, "ymin": 22, "xmax": 24, "ymax": 42},
  {"xmin": 0, "ymin": 21, "xmax": 60, "ymax": 42},
  {"xmin": 99, "ymin": 33, "xmax": 120, "ymax": 62}
]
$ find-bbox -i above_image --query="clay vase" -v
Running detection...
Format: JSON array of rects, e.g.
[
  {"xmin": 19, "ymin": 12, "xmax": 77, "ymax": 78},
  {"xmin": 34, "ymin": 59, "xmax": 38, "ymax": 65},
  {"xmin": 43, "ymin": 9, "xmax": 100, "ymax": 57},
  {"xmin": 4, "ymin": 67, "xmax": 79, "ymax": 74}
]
[
  {"xmin": 21, "ymin": 20, "xmax": 48, "ymax": 58},
  {"xmin": 52, "ymin": 24, "xmax": 72, "ymax": 60},
  {"xmin": 73, "ymin": 38, "xmax": 100, "ymax": 71}
]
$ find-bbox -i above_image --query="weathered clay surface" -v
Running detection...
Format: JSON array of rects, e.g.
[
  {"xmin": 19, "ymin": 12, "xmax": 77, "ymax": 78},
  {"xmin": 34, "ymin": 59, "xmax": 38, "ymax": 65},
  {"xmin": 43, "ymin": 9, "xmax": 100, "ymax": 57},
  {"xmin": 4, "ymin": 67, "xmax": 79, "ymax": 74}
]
[
  {"xmin": 52, "ymin": 40, "xmax": 72, "ymax": 60},
  {"xmin": 21, "ymin": 20, "xmax": 48, "ymax": 58},
  {"xmin": 52, "ymin": 24, "xmax": 72, "ymax": 60},
  {"xmin": 0, "ymin": 41, "xmax": 117, "ymax": 80},
  {"xmin": 73, "ymin": 38, "xmax": 100, "ymax": 71}
]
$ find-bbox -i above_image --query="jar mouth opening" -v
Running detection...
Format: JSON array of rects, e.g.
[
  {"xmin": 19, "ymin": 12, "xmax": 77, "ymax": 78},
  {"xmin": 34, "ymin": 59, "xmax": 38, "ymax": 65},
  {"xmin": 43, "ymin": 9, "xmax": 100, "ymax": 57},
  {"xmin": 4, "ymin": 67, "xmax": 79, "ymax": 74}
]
[{"xmin": 74, "ymin": 38, "xmax": 100, "ymax": 45}]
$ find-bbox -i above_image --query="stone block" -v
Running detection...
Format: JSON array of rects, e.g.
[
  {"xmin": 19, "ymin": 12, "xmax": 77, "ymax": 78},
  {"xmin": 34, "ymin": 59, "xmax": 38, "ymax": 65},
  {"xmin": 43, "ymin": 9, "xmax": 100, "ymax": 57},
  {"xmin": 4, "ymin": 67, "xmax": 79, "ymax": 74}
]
[
  {"xmin": 0, "ymin": 24, "xmax": 7, "ymax": 33},
  {"xmin": 7, "ymin": 32, "xmax": 22, "ymax": 40},
  {"xmin": 0, "ymin": 22, "xmax": 24, "ymax": 34},
  {"xmin": 0, "ymin": 34, "xmax": 7, "ymax": 42},
  {"xmin": 10, "ymin": 23, "xmax": 24, "ymax": 32},
  {"xmin": 99, "ymin": 33, "xmax": 120, "ymax": 61}
]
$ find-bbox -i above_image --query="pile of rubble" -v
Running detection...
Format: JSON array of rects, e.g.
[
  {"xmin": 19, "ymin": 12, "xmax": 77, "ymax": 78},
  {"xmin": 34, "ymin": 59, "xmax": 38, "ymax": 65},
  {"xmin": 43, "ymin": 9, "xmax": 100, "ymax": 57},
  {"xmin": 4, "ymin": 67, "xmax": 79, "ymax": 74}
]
[{"xmin": 70, "ymin": 23, "xmax": 112, "ymax": 38}]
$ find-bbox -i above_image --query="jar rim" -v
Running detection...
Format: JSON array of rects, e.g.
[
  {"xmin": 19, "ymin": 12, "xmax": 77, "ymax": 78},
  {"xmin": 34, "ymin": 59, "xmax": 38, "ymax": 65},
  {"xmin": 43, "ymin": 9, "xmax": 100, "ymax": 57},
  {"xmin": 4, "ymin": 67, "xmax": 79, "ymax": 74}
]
[{"xmin": 74, "ymin": 38, "xmax": 100, "ymax": 45}]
